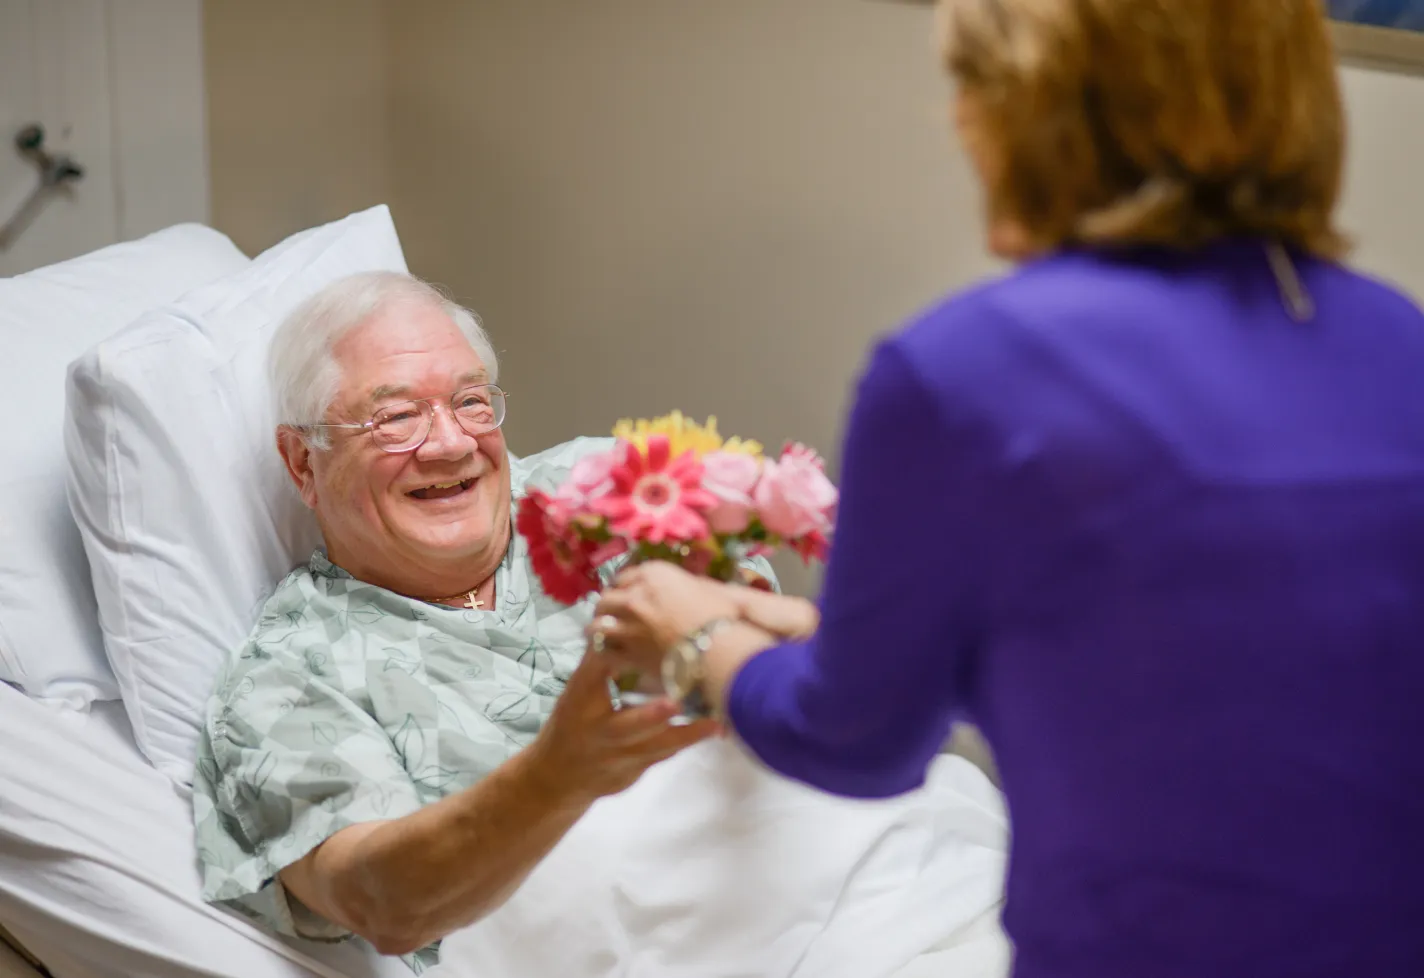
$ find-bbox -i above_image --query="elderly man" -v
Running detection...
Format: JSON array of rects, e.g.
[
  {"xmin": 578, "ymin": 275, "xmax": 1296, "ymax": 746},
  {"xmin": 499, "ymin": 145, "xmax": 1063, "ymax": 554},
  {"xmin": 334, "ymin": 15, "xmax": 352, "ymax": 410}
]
[{"xmin": 191, "ymin": 271, "xmax": 767, "ymax": 973}]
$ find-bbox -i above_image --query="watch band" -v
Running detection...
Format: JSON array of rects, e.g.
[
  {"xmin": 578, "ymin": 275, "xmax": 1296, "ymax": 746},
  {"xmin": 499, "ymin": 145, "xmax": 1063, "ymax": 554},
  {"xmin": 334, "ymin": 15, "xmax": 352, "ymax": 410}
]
[{"xmin": 664, "ymin": 617, "xmax": 735, "ymax": 719}]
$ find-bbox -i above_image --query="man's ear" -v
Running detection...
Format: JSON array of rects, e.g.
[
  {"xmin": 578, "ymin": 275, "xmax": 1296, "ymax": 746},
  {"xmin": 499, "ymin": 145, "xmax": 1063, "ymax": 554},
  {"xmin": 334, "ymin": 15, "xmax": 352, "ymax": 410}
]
[{"xmin": 276, "ymin": 426, "xmax": 320, "ymax": 510}]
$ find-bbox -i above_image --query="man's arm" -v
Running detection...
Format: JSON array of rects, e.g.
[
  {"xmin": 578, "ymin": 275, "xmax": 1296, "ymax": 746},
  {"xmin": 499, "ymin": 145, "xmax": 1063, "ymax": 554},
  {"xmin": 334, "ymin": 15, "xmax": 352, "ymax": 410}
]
[
  {"xmin": 280, "ymin": 646, "xmax": 715, "ymax": 956},
  {"xmin": 280, "ymin": 746, "xmax": 584, "ymax": 955}
]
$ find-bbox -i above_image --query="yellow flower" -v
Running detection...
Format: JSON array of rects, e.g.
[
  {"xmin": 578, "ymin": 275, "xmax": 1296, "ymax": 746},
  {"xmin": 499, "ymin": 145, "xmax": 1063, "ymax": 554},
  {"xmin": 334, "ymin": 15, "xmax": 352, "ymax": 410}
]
[
  {"xmin": 611, "ymin": 411, "xmax": 763, "ymax": 459},
  {"xmin": 719, "ymin": 436, "xmax": 763, "ymax": 457}
]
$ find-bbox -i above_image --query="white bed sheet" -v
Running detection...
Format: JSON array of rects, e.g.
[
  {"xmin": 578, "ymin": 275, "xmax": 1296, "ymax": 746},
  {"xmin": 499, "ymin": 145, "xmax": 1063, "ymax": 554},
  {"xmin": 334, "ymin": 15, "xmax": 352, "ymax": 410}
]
[
  {"xmin": 0, "ymin": 683, "xmax": 411, "ymax": 978},
  {"xmin": 431, "ymin": 737, "xmax": 1011, "ymax": 978},
  {"xmin": 0, "ymin": 680, "xmax": 1012, "ymax": 978}
]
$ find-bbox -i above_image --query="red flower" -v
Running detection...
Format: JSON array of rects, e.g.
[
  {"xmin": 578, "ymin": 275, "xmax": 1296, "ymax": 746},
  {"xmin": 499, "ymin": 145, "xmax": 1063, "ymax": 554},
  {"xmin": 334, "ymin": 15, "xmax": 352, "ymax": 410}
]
[
  {"xmin": 591, "ymin": 436, "xmax": 718, "ymax": 545},
  {"xmin": 516, "ymin": 489, "xmax": 601, "ymax": 604},
  {"xmin": 789, "ymin": 528, "xmax": 830, "ymax": 564}
]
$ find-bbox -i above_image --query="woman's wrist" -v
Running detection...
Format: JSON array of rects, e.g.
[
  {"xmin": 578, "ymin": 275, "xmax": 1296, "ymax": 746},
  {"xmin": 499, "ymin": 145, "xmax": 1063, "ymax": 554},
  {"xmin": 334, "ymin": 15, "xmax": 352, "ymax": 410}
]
[
  {"xmin": 732, "ymin": 587, "xmax": 820, "ymax": 641},
  {"xmin": 702, "ymin": 619, "xmax": 780, "ymax": 718}
]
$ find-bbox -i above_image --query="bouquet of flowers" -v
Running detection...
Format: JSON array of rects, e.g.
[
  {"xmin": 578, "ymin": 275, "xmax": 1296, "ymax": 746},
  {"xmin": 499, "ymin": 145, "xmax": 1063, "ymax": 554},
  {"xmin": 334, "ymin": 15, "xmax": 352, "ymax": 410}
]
[{"xmin": 516, "ymin": 412, "xmax": 838, "ymax": 604}]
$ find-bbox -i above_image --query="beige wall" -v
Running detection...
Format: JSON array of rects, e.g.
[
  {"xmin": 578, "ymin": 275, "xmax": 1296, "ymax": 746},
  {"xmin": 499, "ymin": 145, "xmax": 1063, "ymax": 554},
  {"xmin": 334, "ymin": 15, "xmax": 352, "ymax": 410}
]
[
  {"xmin": 202, "ymin": 1, "xmax": 1424, "ymax": 781},
  {"xmin": 383, "ymin": 0, "xmax": 998, "ymax": 596},
  {"xmin": 1336, "ymin": 63, "xmax": 1424, "ymax": 287},
  {"xmin": 206, "ymin": 0, "xmax": 1424, "ymax": 599},
  {"xmin": 385, "ymin": 0, "xmax": 993, "ymax": 445},
  {"xmin": 381, "ymin": 0, "xmax": 1424, "ymax": 596},
  {"xmin": 205, "ymin": 0, "xmax": 390, "ymax": 257}
]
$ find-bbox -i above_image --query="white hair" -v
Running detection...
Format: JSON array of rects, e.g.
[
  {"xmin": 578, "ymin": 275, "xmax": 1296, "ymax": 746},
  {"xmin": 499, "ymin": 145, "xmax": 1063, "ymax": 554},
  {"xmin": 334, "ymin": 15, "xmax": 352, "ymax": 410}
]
[{"xmin": 268, "ymin": 271, "xmax": 499, "ymax": 449}]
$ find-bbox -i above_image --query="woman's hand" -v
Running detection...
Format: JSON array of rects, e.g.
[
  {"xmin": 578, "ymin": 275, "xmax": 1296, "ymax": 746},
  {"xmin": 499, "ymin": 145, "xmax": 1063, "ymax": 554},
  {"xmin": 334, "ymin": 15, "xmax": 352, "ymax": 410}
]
[
  {"xmin": 735, "ymin": 587, "xmax": 820, "ymax": 642},
  {"xmin": 588, "ymin": 561, "xmax": 742, "ymax": 674}
]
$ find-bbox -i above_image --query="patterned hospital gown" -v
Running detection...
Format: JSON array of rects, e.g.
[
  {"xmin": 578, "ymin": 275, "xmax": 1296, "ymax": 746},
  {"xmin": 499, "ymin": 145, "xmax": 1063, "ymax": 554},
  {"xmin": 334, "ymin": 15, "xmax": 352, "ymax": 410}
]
[{"xmin": 191, "ymin": 436, "xmax": 774, "ymax": 973}]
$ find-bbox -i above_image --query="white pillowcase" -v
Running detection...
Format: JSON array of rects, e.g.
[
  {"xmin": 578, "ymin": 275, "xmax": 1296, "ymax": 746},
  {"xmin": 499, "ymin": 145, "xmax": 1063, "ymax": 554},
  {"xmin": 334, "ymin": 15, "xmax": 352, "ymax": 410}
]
[
  {"xmin": 66, "ymin": 205, "xmax": 409, "ymax": 783},
  {"xmin": 1, "ymin": 225, "xmax": 249, "ymax": 709}
]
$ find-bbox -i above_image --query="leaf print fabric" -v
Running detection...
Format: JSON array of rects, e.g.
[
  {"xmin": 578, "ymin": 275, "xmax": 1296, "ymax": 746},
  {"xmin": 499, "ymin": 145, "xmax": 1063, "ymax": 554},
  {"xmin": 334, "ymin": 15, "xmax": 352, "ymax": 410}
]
[{"xmin": 189, "ymin": 437, "xmax": 775, "ymax": 974}]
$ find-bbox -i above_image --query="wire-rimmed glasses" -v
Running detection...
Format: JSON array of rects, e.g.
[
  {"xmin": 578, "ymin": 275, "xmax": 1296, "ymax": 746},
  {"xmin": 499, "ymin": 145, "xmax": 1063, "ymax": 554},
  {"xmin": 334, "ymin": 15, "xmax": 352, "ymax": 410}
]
[{"xmin": 301, "ymin": 384, "xmax": 509, "ymax": 453}]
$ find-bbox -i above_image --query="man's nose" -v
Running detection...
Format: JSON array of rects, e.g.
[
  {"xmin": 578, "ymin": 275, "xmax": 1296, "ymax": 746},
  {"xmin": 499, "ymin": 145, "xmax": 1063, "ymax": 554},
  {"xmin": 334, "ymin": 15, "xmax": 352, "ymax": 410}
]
[{"xmin": 415, "ymin": 403, "xmax": 474, "ymax": 461}]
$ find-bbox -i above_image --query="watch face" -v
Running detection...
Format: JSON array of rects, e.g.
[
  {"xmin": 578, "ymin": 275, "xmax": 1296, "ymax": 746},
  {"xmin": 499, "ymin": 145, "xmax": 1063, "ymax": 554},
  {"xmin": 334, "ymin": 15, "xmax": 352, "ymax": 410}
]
[{"xmin": 662, "ymin": 642, "xmax": 696, "ymax": 700}]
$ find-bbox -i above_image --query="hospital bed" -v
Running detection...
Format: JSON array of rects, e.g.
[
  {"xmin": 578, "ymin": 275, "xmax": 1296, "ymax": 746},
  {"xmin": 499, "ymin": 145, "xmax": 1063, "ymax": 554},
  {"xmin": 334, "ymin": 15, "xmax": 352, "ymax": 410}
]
[
  {"xmin": 0, "ymin": 211, "xmax": 424, "ymax": 976},
  {"xmin": 0, "ymin": 213, "xmax": 1008, "ymax": 977},
  {"xmin": 0, "ymin": 681, "xmax": 1008, "ymax": 978},
  {"xmin": 0, "ymin": 683, "xmax": 409, "ymax": 978}
]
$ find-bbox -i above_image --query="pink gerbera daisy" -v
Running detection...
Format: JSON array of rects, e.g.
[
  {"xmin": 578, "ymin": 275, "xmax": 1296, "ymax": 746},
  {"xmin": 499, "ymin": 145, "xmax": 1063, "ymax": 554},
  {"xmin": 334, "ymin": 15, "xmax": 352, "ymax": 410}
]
[{"xmin": 591, "ymin": 435, "xmax": 718, "ymax": 544}]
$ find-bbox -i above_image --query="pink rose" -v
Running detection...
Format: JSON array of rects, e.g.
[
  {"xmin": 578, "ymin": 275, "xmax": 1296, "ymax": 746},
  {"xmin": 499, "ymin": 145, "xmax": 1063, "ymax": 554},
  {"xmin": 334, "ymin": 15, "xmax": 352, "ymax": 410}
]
[
  {"xmin": 570, "ymin": 450, "xmax": 618, "ymax": 500},
  {"xmin": 700, "ymin": 451, "xmax": 762, "ymax": 534},
  {"xmin": 554, "ymin": 448, "xmax": 619, "ymax": 527},
  {"xmin": 753, "ymin": 443, "xmax": 838, "ymax": 540}
]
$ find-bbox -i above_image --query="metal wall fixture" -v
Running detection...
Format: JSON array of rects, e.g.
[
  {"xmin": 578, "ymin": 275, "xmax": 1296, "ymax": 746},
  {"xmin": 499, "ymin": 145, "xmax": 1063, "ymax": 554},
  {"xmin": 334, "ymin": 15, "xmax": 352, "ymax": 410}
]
[{"xmin": 0, "ymin": 124, "xmax": 86, "ymax": 250}]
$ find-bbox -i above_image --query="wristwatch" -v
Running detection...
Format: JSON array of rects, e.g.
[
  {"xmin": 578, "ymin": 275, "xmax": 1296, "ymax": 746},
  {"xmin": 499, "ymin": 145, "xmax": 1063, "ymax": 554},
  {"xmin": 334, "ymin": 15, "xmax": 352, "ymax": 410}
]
[{"xmin": 661, "ymin": 618, "xmax": 734, "ymax": 719}]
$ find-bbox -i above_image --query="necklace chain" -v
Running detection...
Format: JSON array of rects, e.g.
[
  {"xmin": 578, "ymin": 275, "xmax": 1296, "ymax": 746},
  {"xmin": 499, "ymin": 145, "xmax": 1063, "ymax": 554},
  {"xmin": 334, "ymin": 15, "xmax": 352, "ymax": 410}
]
[{"xmin": 430, "ymin": 578, "xmax": 492, "ymax": 610}]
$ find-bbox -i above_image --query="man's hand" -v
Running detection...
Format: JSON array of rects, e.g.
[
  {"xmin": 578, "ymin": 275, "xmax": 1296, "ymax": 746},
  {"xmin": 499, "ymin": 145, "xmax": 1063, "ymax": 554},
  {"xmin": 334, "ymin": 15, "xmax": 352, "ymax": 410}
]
[
  {"xmin": 279, "ymin": 633, "xmax": 715, "ymax": 957},
  {"xmin": 525, "ymin": 639, "xmax": 720, "ymax": 805}
]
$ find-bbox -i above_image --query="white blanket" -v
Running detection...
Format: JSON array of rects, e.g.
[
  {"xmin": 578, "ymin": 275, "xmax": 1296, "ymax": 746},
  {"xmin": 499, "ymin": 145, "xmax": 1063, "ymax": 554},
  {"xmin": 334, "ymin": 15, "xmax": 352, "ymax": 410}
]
[{"xmin": 432, "ymin": 739, "xmax": 1011, "ymax": 978}]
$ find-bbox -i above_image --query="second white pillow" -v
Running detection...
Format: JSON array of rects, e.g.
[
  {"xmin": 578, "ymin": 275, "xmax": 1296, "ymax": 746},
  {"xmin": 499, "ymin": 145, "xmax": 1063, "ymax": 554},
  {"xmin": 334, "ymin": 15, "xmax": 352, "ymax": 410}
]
[
  {"xmin": 66, "ymin": 205, "xmax": 410, "ymax": 784},
  {"xmin": 0, "ymin": 224, "xmax": 249, "ymax": 710}
]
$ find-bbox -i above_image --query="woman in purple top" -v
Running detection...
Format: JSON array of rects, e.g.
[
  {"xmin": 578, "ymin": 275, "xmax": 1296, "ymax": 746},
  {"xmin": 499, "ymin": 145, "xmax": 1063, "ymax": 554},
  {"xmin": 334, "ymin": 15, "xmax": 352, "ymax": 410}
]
[{"xmin": 592, "ymin": 1, "xmax": 1424, "ymax": 976}]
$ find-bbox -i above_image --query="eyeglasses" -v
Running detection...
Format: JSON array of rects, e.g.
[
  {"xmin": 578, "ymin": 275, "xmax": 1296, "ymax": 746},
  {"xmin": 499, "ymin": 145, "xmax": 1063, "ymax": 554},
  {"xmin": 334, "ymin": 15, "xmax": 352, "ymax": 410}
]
[{"xmin": 301, "ymin": 384, "xmax": 509, "ymax": 454}]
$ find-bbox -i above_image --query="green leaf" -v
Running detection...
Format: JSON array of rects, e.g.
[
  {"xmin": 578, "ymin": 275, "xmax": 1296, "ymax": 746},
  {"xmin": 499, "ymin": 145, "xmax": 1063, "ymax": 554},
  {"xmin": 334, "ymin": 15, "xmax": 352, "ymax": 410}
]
[
  {"xmin": 249, "ymin": 751, "xmax": 277, "ymax": 790},
  {"xmin": 412, "ymin": 765, "xmax": 461, "ymax": 792},
  {"xmin": 392, "ymin": 714, "xmax": 426, "ymax": 770}
]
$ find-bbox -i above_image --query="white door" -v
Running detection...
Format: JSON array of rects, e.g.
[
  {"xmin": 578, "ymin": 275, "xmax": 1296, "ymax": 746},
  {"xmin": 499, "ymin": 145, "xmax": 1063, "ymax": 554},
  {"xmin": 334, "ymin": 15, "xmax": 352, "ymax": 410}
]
[
  {"xmin": 0, "ymin": 0, "xmax": 207, "ymax": 276},
  {"xmin": 0, "ymin": 0, "xmax": 119, "ymax": 275}
]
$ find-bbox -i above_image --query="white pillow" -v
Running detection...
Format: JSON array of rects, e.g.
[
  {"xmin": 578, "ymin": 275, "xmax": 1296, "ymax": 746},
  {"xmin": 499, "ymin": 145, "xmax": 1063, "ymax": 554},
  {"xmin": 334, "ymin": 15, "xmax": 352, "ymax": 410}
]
[
  {"xmin": 0, "ymin": 225, "xmax": 249, "ymax": 709},
  {"xmin": 66, "ymin": 205, "xmax": 409, "ymax": 783}
]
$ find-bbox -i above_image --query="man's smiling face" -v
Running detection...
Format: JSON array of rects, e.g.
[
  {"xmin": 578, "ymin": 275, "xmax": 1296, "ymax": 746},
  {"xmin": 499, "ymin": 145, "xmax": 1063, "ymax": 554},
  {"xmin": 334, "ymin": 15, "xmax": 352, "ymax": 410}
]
[{"xmin": 298, "ymin": 297, "xmax": 511, "ymax": 589}]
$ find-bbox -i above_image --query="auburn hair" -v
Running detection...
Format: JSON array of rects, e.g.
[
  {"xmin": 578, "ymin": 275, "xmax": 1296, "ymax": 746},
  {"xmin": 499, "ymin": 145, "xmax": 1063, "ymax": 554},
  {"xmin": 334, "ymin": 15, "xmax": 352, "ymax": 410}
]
[{"xmin": 940, "ymin": 0, "xmax": 1348, "ymax": 258}]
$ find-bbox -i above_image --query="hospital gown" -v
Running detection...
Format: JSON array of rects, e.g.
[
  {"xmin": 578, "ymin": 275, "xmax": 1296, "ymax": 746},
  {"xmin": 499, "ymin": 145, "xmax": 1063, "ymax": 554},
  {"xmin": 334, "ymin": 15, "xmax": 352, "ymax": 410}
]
[{"xmin": 191, "ymin": 437, "xmax": 773, "ymax": 973}]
